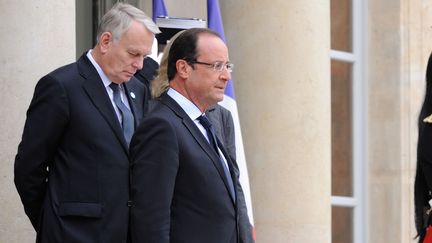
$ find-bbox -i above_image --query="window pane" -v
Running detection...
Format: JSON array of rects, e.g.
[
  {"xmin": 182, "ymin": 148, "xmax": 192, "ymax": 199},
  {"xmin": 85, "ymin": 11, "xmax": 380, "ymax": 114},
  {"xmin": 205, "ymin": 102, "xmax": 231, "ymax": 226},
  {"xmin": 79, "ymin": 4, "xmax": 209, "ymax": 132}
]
[
  {"xmin": 332, "ymin": 206, "xmax": 353, "ymax": 243},
  {"xmin": 331, "ymin": 60, "xmax": 353, "ymax": 196},
  {"xmin": 331, "ymin": 0, "xmax": 352, "ymax": 52}
]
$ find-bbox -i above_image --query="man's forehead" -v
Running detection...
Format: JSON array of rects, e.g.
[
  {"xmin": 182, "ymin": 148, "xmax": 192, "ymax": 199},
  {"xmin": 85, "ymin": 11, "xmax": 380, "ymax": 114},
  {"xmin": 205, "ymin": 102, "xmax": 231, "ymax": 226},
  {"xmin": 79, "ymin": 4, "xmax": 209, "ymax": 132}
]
[{"xmin": 197, "ymin": 36, "xmax": 228, "ymax": 59}]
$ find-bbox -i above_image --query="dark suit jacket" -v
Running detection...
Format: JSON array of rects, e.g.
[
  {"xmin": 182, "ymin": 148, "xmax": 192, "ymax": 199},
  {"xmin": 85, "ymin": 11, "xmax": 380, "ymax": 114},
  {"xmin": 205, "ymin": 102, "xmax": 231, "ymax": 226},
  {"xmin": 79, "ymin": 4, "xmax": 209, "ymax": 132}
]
[
  {"xmin": 14, "ymin": 53, "xmax": 147, "ymax": 243},
  {"xmin": 206, "ymin": 105, "xmax": 255, "ymax": 243},
  {"xmin": 415, "ymin": 52, "xmax": 432, "ymax": 242},
  {"xmin": 130, "ymin": 94, "xmax": 239, "ymax": 243},
  {"xmin": 206, "ymin": 105, "xmax": 236, "ymax": 160}
]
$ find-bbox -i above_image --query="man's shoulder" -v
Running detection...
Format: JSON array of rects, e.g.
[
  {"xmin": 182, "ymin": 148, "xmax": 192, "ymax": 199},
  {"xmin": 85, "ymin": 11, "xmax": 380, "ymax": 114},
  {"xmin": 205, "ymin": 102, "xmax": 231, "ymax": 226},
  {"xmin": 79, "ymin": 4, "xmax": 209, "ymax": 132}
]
[
  {"xmin": 48, "ymin": 54, "xmax": 89, "ymax": 76},
  {"xmin": 207, "ymin": 104, "xmax": 232, "ymax": 121},
  {"xmin": 138, "ymin": 100, "xmax": 180, "ymax": 136},
  {"xmin": 147, "ymin": 98, "xmax": 174, "ymax": 116},
  {"xmin": 35, "ymin": 61, "xmax": 81, "ymax": 90},
  {"xmin": 47, "ymin": 61, "xmax": 79, "ymax": 77},
  {"xmin": 46, "ymin": 53, "xmax": 94, "ymax": 81},
  {"xmin": 144, "ymin": 97, "xmax": 183, "ymax": 124}
]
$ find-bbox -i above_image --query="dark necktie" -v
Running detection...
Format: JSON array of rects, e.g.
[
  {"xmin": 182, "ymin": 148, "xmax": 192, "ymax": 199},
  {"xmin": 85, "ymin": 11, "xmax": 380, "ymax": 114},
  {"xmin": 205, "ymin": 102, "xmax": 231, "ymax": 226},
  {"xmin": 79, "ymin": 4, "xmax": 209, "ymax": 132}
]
[
  {"xmin": 109, "ymin": 83, "xmax": 134, "ymax": 145},
  {"xmin": 198, "ymin": 115, "xmax": 236, "ymax": 200}
]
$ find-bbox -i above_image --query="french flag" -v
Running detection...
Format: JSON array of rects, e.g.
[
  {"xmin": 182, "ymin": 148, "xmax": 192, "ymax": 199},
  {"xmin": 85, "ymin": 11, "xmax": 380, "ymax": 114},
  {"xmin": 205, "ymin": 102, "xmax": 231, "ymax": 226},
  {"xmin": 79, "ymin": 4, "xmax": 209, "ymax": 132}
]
[
  {"xmin": 207, "ymin": 0, "xmax": 255, "ymax": 230},
  {"xmin": 152, "ymin": 0, "xmax": 167, "ymax": 22}
]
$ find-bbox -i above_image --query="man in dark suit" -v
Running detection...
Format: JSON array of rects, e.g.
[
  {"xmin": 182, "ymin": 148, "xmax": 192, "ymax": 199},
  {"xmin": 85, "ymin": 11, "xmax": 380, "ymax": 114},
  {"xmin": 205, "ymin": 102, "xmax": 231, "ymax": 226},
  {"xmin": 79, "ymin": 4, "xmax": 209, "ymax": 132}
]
[
  {"xmin": 13, "ymin": 3, "xmax": 159, "ymax": 242},
  {"xmin": 130, "ymin": 28, "xmax": 241, "ymax": 243},
  {"xmin": 134, "ymin": 34, "xmax": 254, "ymax": 242}
]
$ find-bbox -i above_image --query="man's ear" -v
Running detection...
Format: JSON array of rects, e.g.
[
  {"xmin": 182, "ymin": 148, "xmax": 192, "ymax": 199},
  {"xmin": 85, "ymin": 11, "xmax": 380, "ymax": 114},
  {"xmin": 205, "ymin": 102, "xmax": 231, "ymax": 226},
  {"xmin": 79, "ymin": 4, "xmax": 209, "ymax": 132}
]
[
  {"xmin": 176, "ymin": 59, "xmax": 191, "ymax": 79},
  {"xmin": 99, "ymin": 32, "xmax": 112, "ymax": 53}
]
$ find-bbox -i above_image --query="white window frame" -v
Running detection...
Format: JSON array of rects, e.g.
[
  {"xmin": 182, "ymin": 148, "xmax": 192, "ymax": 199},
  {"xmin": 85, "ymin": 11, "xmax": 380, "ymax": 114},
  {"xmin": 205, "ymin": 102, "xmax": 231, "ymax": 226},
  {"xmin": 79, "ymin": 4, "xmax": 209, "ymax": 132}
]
[{"xmin": 330, "ymin": 0, "xmax": 367, "ymax": 242}]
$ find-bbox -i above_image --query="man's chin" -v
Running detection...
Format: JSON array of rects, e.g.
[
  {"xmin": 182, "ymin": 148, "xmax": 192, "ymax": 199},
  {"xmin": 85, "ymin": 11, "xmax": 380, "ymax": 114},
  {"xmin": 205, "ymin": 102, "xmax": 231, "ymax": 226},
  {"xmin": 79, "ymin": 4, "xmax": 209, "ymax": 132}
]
[
  {"xmin": 122, "ymin": 76, "xmax": 133, "ymax": 82},
  {"xmin": 216, "ymin": 94, "xmax": 225, "ymax": 102}
]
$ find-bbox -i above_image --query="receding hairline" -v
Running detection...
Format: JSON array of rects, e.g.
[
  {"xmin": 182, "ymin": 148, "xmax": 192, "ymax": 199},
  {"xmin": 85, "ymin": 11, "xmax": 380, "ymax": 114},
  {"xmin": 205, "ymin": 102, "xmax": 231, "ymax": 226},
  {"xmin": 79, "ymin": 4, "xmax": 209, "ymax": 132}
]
[{"xmin": 96, "ymin": 2, "xmax": 160, "ymax": 43}]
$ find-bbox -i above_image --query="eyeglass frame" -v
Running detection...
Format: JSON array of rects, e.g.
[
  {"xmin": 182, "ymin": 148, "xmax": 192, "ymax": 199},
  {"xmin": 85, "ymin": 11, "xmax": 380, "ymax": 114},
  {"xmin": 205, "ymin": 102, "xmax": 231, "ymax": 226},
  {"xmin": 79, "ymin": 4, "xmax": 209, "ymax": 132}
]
[{"xmin": 187, "ymin": 60, "xmax": 234, "ymax": 73}]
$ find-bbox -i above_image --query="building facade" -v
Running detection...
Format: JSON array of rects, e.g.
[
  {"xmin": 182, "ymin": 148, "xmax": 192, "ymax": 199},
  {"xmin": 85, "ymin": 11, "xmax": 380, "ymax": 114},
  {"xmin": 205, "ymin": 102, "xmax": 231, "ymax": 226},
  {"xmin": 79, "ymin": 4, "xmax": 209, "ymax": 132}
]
[{"xmin": 1, "ymin": 0, "xmax": 430, "ymax": 242}]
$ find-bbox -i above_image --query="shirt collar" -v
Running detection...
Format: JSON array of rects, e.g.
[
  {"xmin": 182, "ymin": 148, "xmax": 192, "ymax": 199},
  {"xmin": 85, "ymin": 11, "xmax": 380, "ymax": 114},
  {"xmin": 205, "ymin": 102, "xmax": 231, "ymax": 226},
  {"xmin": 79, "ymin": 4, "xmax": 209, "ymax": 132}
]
[
  {"xmin": 167, "ymin": 88, "xmax": 203, "ymax": 121},
  {"xmin": 86, "ymin": 50, "xmax": 112, "ymax": 88}
]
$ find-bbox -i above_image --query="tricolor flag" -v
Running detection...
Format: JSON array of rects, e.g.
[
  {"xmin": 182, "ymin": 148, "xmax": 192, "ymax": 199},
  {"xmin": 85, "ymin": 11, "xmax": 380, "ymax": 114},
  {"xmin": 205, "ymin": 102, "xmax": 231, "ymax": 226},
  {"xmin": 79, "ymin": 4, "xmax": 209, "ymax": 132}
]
[
  {"xmin": 207, "ymin": 0, "xmax": 255, "ymax": 228},
  {"xmin": 152, "ymin": 0, "xmax": 167, "ymax": 22}
]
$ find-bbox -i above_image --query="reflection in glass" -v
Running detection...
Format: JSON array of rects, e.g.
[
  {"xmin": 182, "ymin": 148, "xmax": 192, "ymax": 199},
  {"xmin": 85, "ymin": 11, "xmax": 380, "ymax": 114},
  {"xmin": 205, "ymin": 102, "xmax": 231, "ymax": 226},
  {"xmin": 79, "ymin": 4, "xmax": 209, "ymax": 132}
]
[
  {"xmin": 331, "ymin": 0, "xmax": 352, "ymax": 52},
  {"xmin": 331, "ymin": 60, "xmax": 353, "ymax": 196},
  {"xmin": 332, "ymin": 206, "xmax": 353, "ymax": 243}
]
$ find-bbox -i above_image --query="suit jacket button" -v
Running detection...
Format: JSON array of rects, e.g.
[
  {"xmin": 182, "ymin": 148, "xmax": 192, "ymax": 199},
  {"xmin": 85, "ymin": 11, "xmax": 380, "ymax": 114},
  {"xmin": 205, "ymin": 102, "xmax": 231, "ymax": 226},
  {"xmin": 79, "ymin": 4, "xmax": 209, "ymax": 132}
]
[{"xmin": 127, "ymin": 200, "xmax": 133, "ymax": 207}]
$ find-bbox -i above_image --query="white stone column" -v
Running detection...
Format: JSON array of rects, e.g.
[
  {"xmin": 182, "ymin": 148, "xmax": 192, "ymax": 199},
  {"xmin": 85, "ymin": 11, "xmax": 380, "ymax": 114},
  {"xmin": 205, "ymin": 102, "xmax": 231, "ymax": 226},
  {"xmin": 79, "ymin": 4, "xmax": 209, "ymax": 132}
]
[
  {"xmin": 0, "ymin": 1, "xmax": 75, "ymax": 242},
  {"xmin": 221, "ymin": 1, "xmax": 331, "ymax": 242}
]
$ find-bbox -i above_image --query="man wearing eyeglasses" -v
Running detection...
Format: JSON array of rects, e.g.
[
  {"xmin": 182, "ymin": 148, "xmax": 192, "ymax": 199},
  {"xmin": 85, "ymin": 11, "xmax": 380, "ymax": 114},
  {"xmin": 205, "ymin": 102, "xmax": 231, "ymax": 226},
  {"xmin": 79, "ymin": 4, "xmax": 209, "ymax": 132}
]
[{"xmin": 129, "ymin": 28, "xmax": 241, "ymax": 243}]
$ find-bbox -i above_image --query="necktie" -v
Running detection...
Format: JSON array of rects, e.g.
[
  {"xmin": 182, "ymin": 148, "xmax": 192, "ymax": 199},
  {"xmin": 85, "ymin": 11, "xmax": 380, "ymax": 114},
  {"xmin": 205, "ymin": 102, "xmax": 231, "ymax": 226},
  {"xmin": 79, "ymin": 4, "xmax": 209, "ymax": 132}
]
[
  {"xmin": 198, "ymin": 115, "xmax": 236, "ymax": 200},
  {"xmin": 109, "ymin": 83, "xmax": 134, "ymax": 145}
]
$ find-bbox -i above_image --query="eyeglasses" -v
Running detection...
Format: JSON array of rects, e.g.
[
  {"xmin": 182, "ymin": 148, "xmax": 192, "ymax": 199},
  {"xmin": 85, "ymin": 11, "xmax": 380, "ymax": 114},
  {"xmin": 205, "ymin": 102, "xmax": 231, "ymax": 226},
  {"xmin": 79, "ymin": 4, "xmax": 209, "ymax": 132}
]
[{"xmin": 189, "ymin": 60, "xmax": 234, "ymax": 73}]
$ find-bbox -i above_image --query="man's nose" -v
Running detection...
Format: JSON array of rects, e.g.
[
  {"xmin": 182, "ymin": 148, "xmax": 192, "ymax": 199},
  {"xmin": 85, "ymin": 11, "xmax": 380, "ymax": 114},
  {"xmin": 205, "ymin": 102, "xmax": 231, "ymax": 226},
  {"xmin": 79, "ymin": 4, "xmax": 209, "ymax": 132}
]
[
  {"xmin": 133, "ymin": 57, "xmax": 144, "ymax": 70},
  {"xmin": 220, "ymin": 68, "xmax": 231, "ymax": 81}
]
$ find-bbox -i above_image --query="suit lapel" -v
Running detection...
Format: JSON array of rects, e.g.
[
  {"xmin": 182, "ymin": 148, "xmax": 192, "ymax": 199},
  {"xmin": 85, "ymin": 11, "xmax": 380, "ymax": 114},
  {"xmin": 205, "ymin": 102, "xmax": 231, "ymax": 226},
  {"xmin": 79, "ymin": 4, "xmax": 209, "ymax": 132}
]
[
  {"xmin": 160, "ymin": 94, "xmax": 236, "ymax": 203},
  {"xmin": 77, "ymin": 54, "xmax": 129, "ymax": 153}
]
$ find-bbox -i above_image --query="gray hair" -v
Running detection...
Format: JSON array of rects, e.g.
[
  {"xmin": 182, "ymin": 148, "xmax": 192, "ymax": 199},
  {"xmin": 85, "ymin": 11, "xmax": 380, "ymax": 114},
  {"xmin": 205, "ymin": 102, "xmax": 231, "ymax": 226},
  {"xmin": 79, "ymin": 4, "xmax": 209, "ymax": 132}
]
[{"xmin": 96, "ymin": 2, "xmax": 160, "ymax": 43}]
